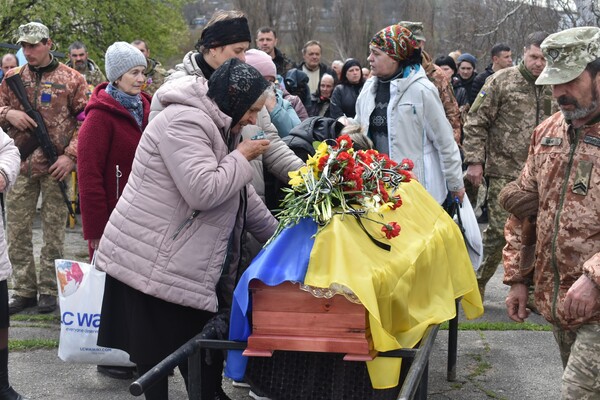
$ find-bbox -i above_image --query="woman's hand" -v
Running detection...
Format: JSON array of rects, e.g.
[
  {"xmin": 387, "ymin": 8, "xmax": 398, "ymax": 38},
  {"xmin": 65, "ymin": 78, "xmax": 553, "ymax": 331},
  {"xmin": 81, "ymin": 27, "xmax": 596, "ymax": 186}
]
[
  {"xmin": 237, "ymin": 139, "xmax": 270, "ymax": 161},
  {"xmin": 89, "ymin": 239, "xmax": 100, "ymax": 250}
]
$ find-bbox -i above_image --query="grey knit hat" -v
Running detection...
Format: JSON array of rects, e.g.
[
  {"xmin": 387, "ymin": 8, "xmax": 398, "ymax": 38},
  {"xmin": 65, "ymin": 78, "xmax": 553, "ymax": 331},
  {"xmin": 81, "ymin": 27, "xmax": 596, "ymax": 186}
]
[{"xmin": 104, "ymin": 41, "xmax": 147, "ymax": 83}]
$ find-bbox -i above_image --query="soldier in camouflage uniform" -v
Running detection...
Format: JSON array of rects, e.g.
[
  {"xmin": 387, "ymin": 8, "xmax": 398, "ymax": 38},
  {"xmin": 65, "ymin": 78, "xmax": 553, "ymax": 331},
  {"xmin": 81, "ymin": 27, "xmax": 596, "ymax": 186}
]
[
  {"xmin": 462, "ymin": 31, "xmax": 555, "ymax": 299},
  {"xmin": 503, "ymin": 27, "xmax": 600, "ymax": 399},
  {"xmin": 0, "ymin": 22, "xmax": 88, "ymax": 314},
  {"xmin": 65, "ymin": 41, "xmax": 106, "ymax": 94},
  {"xmin": 400, "ymin": 21, "xmax": 462, "ymax": 145},
  {"xmin": 131, "ymin": 39, "xmax": 168, "ymax": 97}
]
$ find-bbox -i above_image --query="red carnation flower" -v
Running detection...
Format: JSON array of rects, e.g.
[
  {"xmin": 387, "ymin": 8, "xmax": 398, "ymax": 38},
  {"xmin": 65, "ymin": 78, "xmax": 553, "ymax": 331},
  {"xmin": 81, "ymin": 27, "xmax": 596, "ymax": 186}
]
[
  {"xmin": 382, "ymin": 222, "xmax": 401, "ymax": 239},
  {"xmin": 318, "ymin": 154, "xmax": 330, "ymax": 171},
  {"xmin": 400, "ymin": 158, "xmax": 414, "ymax": 170},
  {"xmin": 337, "ymin": 151, "xmax": 352, "ymax": 163},
  {"xmin": 399, "ymin": 169, "xmax": 412, "ymax": 182},
  {"xmin": 336, "ymin": 134, "xmax": 353, "ymax": 149},
  {"xmin": 389, "ymin": 195, "xmax": 402, "ymax": 210}
]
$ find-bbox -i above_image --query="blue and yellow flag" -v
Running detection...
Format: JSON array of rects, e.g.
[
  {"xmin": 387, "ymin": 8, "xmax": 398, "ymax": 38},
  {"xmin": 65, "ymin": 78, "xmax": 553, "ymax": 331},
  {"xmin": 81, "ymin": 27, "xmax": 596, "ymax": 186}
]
[{"xmin": 226, "ymin": 181, "xmax": 483, "ymax": 388}]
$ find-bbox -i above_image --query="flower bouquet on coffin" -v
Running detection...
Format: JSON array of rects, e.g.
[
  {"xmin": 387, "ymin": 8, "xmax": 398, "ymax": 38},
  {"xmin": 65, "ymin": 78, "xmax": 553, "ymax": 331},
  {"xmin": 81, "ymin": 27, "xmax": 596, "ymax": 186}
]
[
  {"xmin": 271, "ymin": 134, "xmax": 414, "ymax": 247},
  {"xmin": 226, "ymin": 135, "xmax": 483, "ymax": 388}
]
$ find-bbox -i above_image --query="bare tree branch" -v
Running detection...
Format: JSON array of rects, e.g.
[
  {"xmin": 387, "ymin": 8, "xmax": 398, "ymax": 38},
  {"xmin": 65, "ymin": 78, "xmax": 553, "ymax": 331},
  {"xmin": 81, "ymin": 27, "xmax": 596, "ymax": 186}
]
[{"xmin": 473, "ymin": 2, "xmax": 525, "ymax": 37}]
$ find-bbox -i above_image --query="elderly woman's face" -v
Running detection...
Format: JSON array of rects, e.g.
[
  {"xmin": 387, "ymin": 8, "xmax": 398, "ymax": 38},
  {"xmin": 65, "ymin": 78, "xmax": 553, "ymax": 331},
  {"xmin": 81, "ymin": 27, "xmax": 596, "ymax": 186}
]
[
  {"xmin": 231, "ymin": 95, "xmax": 267, "ymax": 134},
  {"xmin": 367, "ymin": 47, "xmax": 400, "ymax": 79},
  {"xmin": 115, "ymin": 66, "xmax": 146, "ymax": 96},
  {"xmin": 209, "ymin": 41, "xmax": 250, "ymax": 68}
]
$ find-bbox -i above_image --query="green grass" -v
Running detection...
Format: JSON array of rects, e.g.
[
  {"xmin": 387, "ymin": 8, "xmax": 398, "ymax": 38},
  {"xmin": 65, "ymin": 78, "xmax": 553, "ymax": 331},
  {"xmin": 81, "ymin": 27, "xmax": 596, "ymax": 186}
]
[
  {"xmin": 439, "ymin": 320, "xmax": 552, "ymax": 331},
  {"xmin": 10, "ymin": 314, "xmax": 61, "ymax": 329},
  {"xmin": 11, "ymin": 314, "xmax": 60, "ymax": 323},
  {"xmin": 9, "ymin": 339, "xmax": 58, "ymax": 351}
]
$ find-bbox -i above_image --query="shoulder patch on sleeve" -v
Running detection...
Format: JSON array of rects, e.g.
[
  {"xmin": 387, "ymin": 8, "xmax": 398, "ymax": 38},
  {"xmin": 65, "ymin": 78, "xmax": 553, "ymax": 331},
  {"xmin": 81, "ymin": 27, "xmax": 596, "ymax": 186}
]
[{"xmin": 469, "ymin": 90, "xmax": 487, "ymax": 113}]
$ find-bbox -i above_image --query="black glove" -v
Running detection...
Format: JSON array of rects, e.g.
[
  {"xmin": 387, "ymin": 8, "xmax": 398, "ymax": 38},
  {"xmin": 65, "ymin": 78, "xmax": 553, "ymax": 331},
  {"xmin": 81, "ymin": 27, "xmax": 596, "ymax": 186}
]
[{"xmin": 199, "ymin": 311, "xmax": 230, "ymax": 365}]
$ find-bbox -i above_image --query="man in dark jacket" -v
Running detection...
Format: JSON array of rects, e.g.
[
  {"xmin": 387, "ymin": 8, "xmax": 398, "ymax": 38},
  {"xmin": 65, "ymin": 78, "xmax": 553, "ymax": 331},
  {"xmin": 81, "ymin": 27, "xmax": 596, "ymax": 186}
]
[
  {"xmin": 469, "ymin": 43, "xmax": 512, "ymax": 104},
  {"xmin": 256, "ymin": 27, "xmax": 294, "ymax": 76},
  {"xmin": 296, "ymin": 40, "xmax": 336, "ymax": 95}
]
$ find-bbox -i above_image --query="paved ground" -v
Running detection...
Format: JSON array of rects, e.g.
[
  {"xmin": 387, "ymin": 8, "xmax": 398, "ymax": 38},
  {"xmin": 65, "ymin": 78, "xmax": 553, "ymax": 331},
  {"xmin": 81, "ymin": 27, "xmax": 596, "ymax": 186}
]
[{"xmin": 5, "ymin": 215, "xmax": 563, "ymax": 399}]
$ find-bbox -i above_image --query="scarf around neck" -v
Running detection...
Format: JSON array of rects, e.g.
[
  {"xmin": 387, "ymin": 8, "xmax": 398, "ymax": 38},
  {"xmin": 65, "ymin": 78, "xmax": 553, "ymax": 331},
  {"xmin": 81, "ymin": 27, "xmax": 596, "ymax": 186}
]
[{"xmin": 105, "ymin": 83, "xmax": 143, "ymax": 128}]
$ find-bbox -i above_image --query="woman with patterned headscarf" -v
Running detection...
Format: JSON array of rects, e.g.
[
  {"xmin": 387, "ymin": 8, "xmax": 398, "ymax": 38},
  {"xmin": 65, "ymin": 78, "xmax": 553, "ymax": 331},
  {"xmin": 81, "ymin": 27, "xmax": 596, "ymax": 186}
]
[{"xmin": 355, "ymin": 24, "xmax": 464, "ymax": 205}]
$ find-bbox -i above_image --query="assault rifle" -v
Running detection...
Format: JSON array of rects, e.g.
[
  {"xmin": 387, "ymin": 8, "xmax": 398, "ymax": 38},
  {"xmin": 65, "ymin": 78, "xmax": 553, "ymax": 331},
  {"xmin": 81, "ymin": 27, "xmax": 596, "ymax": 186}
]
[{"xmin": 5, "ymin": 74, "xmax": 76, "ymax": 219}]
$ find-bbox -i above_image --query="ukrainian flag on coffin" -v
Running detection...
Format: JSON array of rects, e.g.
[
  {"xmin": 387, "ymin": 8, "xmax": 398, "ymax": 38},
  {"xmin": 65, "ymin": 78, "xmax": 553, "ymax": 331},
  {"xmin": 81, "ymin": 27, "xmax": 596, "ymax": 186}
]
[{"xmin": 225, "ymin": 180, "xmax": 483, "ymax": 389}]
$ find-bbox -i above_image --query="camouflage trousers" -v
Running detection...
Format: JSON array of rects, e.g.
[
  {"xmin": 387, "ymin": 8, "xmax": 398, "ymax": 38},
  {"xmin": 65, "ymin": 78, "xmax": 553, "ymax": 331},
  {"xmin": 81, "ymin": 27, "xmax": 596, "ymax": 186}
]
[
  {"xmin": 7, "ymin": 174, "xmax": 68, "ymax": 298},
  {"xmin": 552, "ymin": 324, "xmax": 577, "ymax": 368},
  {"xmin": 560, "ymin": 324, "xmax": 600, "ymax": 399},
  {"xmin": 476, "ymin": 177, "xmax": 510, "ymax": 296}
]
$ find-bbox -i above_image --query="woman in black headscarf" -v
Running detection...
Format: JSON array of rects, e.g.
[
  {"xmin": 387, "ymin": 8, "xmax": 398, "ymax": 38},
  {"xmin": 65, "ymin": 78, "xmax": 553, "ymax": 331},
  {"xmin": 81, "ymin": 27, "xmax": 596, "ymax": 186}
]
[
  {"xmin": 329, "ymin": 58, "xmax": 365, "ymax": 118},
  {"xmin": 96, "ymin": 59, "xmax": 277, "ymax": 400}
]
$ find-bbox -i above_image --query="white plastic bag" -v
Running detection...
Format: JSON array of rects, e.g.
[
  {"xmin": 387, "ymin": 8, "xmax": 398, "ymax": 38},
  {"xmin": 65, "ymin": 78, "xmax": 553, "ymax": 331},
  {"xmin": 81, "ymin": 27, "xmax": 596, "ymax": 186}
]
[
  {"xmin": 55, "ymin": 258, "xmax": 134, "ymax": 366},
  {"xmin": 449, "ymin": 194, "xmax": 483, "ymax": 271}
]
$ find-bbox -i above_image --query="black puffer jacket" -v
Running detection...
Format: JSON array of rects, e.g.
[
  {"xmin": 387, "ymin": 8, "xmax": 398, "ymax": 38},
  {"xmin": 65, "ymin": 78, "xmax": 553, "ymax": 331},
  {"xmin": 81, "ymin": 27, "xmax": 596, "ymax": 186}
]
[
  {"xmin": 453, "ymin": 73, "xmax": 476, "ymax": 107},
  {"xmin": 283, "ymin": 117, "xmax": 345, "ymax": 161},
  {"xmin": 264, "ymin": 117, "xmax": 344, "ymax": 210},
  {"xmin": 329, "ymin": 84, "xmax": 362, "ymax": 118}
]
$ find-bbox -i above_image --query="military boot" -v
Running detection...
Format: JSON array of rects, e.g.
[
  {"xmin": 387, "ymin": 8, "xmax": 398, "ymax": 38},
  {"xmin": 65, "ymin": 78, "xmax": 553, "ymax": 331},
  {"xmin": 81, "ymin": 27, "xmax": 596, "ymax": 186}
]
[
  {"xmin": 7, "ymin": 296, "xmax": 36, "ymax": 315},
  {"xmin": 37, "ymin": 295, "xmax": 57, "ymax": 314}
]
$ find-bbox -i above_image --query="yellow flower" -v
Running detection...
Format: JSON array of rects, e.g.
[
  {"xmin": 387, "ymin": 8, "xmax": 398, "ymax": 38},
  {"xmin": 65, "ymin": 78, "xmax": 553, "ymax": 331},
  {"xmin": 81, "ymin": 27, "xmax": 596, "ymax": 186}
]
[
  {"xmin": 306, "ymin": 154, "xmax": 320, "ymax": 175},
  {"xmin": 315, "ymin": 142, "xmax": 328, "ymax": 158},
  {"xmin": 288, "ymin": 166, "xmax": 310, "ymax": 187},
  {"xmin": 377, "ymin": 202, "xmax": 394, "ymax": 213},
  {"xmin": 306, "ymin": 142, "xmax": 329, "ymax": 176}
]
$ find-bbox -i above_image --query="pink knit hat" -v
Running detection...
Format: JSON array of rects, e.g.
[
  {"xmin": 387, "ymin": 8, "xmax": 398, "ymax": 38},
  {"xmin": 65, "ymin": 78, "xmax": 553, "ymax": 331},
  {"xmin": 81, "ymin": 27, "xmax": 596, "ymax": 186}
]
[{"xmin": 245, "ymin": 49, "xmax": 277, "ymax": 79}]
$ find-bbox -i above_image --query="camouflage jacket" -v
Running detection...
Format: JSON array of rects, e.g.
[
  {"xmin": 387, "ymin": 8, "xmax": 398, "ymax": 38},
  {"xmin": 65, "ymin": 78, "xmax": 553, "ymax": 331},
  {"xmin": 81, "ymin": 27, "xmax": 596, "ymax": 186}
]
[
  {"xmin": 462, "ymin": 62, "xmax": 556, "ymax": 179},
  {"xmin": 422, "ymin": 51, "xmax": 462, "ymax": 145},
  {"xmin": 0, "ymin": 59, "xmax": 88, "ymax": 177},
  {"xmin": 142, "ymin": 58, "xmax": 168, "ymax": 97},
  {"xmin": 504, "ymin": 112, "xmax": 600, "ymax": 329},
  {"xmin": 65, "ymin": 58, "xmax": 106, "ymax": 90}
]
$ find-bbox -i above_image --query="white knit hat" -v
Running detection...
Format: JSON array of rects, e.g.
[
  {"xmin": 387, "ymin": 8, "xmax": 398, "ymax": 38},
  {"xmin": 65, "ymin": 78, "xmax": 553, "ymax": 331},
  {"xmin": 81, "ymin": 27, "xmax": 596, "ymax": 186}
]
[{"xmin": 104, "ymin": 41, "xmax": 147, "ymax": 83}]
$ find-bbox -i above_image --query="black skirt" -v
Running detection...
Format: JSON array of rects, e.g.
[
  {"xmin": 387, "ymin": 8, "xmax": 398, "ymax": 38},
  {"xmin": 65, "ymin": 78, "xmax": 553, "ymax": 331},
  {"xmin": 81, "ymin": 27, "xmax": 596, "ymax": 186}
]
[
  {"xmin": 0, "ymin": 280, "xmax": 9, "ymax": 329},
  {"xmin": 97, "ymin": 274, "xmax": 214, "ymax": 365}
]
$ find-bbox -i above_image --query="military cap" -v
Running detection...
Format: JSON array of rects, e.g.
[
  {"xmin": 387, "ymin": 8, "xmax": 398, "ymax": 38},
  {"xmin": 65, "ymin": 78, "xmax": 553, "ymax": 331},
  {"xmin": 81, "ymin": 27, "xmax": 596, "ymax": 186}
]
[
  {"xmin": 398, "ymin": 21, "xmax": 426, "ymax": 42},
  {"xmin": 536, "ymin": 26, "xmax": 600, "ymax": 85},
  {"xmin": 16, "ymin": 22, "xmax": 49, "ymax": 45}
]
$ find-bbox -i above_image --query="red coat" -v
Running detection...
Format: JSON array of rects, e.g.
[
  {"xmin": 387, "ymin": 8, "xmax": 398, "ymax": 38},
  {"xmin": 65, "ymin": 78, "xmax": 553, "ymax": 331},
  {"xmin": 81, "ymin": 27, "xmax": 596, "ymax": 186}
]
[{"xmin": 77, "ymin": 83, "xmax": 151, "ymax": 241}]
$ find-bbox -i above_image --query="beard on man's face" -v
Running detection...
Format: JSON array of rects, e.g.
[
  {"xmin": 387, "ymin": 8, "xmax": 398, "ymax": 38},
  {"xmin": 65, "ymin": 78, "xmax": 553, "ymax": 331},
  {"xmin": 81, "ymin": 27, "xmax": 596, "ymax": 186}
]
[
  {"xmin": 72, "ymin": 60, "xmax": 86, "ymax": 72},
  {"xmin": 558, "ymin": 85, "xmax": 599, "ymax": 121}
]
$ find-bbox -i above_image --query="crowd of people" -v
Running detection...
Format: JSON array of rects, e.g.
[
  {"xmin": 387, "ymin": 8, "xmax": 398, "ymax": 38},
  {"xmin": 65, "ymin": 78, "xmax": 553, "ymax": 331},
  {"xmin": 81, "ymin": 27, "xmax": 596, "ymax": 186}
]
[{"xmin": 0, "ymin": 9, "xmax": 598, "ymax": 400}]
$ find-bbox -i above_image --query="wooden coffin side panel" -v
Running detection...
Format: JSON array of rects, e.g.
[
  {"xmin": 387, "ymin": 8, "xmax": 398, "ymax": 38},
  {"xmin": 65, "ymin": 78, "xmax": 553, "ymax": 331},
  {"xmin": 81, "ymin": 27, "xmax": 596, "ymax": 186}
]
[{"xmin": 244, "ymin": 281, "xmax": 373, "ymax": 360}]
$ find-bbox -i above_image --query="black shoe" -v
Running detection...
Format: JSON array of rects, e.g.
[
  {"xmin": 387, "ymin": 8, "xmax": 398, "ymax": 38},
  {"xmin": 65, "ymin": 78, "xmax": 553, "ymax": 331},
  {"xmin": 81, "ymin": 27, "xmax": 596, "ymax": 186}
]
[
  {"xmin": 0, "ymin": 385, "xmax": 28, "ymax": 400},
  {"xmin": 8, "ymin": 296, "xmax": 36, "ymax": 315},
  {"xmin": 37, "ymin": 295, "xmax": 57, "ymax": 314},
  {"xmin": 97, "ymin": 365, "xmax": 135, "ymax": 380}
]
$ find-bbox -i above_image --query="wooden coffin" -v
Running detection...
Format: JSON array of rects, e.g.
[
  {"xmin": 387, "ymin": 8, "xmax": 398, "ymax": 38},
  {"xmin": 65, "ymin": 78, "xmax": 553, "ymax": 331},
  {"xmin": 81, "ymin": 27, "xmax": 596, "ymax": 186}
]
[{"xmin": 243, "ymin": 280, "xmax": 376, "ymax": 361}]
